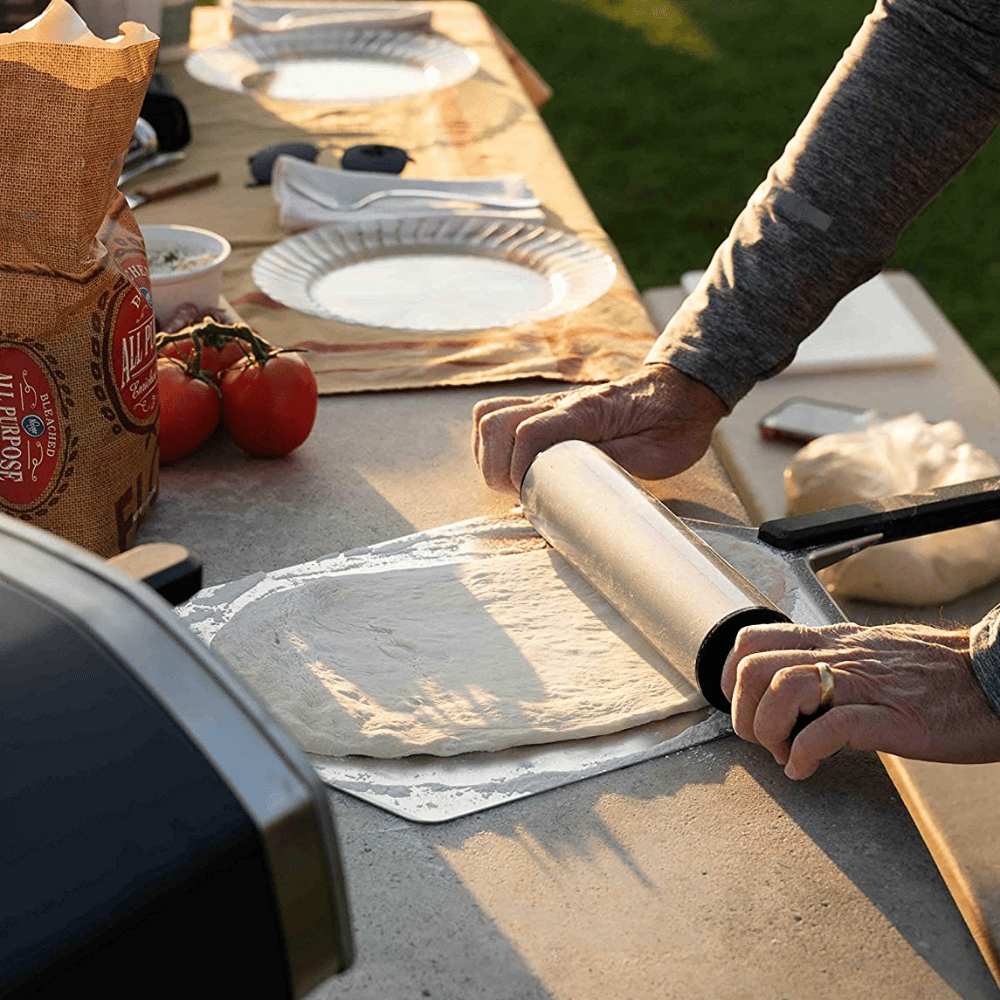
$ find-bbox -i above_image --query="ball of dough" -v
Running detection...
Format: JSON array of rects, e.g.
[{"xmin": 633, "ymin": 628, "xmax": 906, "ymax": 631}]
[{"xmin": 784, "ymin": 413, "xmax": 1000, "ymax": 606}]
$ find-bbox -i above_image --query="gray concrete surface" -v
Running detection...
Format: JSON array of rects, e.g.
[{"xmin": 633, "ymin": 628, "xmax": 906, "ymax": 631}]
[{"xmin": 137, "ymin": 368, "xmax": 1000, "ymax": 999}]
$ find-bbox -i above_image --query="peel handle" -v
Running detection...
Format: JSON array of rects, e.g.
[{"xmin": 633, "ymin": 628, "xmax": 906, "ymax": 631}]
[{"xmin": 758, "ymin": 476, "xmax": 1000, "ymax": 551}]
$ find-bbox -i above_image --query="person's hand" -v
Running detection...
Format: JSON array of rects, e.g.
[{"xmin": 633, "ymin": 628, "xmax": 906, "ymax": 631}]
[
  {"xmin": 471, "ymin": 363, "xmax": 729, "ymax": 494},
  {"xmin": 721, "ymin": 621, "xmax": 1000, "ymax": 779}
]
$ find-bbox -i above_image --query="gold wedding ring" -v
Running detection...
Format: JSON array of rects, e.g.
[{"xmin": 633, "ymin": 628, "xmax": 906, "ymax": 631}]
[{"xmin": 816, "ymin": 661, "xmax": 835, "ymax": 708}]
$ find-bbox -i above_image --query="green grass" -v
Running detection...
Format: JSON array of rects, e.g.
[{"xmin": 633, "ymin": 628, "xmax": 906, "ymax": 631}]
[{"xmin": 474, "ymin": 0, "xmax": 1000, "ymax": 378}]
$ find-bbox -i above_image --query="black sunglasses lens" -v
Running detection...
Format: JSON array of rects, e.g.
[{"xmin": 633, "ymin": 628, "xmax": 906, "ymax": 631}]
[
  {"xmin": 341, "ymin": 144, "xmax": 411, "ymax": 174},
  {"xmin": 248, "ymin": 141, "xmax": 320, "ymax": 186}
]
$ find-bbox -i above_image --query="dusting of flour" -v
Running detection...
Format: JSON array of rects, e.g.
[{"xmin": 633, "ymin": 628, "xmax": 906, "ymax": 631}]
[{"xmin": 212, "ymin": 549, "xmax": 705, "ymax": 758}]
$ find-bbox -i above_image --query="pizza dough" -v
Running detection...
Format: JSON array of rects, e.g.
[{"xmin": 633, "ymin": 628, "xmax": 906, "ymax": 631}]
[{"xmin": 211, "ymin": 548, "xmax": 705, "ymax": 758}]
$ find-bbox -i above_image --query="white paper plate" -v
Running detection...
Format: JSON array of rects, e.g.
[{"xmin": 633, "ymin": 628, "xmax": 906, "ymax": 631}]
[
  {"xmin": 186, "ymin": 25, "xmax": 479, "ymax": 103},
  {"xmin": 252, "ymin": 216, "xmax": 618, "ymax": 330}
]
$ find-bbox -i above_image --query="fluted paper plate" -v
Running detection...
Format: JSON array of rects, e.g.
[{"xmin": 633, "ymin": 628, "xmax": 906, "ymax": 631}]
[
  {"xmin": 186, "ymin": 26, "xmax": 479, "ymax": 103},
  {"xmin": 251, "ymin": 216, "xmax": 618, "ymax": 331}
]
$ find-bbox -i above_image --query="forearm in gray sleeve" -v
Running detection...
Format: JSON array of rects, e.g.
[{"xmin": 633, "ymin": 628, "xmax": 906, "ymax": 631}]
[
  {"xmin": 646, "ymin": 0, "xmax": 1000, "ymax": 408},
  {"xmin": 970, "ymin": 608, "xmax": 1000, "ymax": 718}
]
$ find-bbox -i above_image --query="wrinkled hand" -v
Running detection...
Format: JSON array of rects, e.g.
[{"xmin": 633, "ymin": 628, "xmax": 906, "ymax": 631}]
[
  {"xmin": 721, "ymin": 621, "xmax": 1000, "ymax": 779},
  {"xmin": 471, "ymin": 364, "xmax": 729, "ymax": 494}
]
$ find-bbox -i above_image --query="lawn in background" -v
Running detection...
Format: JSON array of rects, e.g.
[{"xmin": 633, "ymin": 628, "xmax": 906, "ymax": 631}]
[{"xmin": 476, "ymin": 0, "xmax": 1000, "ymax": 378}]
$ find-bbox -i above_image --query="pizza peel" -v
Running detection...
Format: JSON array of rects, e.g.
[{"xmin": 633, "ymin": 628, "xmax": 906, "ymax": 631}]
[{"xmin": 520, "ymin": 440, "xmax": 1000, "ymax": 985}]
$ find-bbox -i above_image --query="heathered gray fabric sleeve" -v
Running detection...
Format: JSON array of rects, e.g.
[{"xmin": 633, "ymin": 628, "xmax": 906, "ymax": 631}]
[
  {"xmin": 645, "ymin": 0, "xmax": 1000, "ymax": 409},
  {"xmin": 970, "ymin": 608, "xmax": 1000, "ymax": 716}
]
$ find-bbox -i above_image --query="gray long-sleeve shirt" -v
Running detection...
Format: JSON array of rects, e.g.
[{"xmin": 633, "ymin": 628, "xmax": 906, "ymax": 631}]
[{"xmin": 643, "ymin": 0, "xmax": 1000, "ymax": 711}]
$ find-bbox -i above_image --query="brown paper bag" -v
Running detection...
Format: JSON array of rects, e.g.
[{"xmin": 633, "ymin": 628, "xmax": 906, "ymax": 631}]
[{"xmin": 0, "ymin": 1, "xmax": 160, "ymax": 556}]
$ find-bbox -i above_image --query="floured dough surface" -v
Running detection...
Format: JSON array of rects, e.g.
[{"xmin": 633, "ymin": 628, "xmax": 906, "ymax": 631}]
[{"xmin": 212, "ymin": 549, "xmax": 704, "ymax": 758}]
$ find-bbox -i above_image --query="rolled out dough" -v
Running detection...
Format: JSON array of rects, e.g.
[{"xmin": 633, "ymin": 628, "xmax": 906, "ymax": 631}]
[{"xmin": 211, "ymin": 549, "xmax": 705, "ymax": 758}]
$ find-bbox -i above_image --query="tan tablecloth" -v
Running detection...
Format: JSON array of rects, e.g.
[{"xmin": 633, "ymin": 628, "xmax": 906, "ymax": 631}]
[{"xmin": 144, "ymin": 2, "xmax": 656, "ymax": 394}]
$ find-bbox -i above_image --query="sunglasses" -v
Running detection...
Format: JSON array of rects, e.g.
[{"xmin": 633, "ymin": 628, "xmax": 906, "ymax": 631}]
[{"xmin": 247, "ymin": 142, "xmax": 412, "ymax": 186}]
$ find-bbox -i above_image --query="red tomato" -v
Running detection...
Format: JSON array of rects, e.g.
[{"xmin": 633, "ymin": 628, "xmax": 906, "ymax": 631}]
[
  {"xmin": 156, "ymin": 358, "xmax": 222, "ymax": 464},
  {"xmin": 159, "ymin": 335, "xmax": 249, "ymax": 381},
  {"xmin": 220, "ymin": 351, "xmax": 318, "ymax": 458}
]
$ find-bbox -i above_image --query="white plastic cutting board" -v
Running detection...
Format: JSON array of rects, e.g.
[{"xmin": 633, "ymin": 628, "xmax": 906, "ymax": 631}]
[{"xmin": 680, "ymin": 271, "xmax": 937, "ymax": 374}]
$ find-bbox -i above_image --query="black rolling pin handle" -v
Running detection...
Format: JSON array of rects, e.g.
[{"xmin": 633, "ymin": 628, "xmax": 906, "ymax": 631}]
[
  {"xmin": 698, "ymin": 610, "xmax": 832, "ymax": 740},
  {"xmin": 695, "ymin": 606, "xmax": 791, "ymax": 714},
  {"xmin": 757, "ymin": 475, "xmax": 1000, "ymax": 551}
]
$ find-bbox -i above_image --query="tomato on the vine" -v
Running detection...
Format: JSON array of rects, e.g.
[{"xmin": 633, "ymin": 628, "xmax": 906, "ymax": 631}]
[
  {"xmin": 159, "ymin": 336, "xmax": 248, "ymax": 380},
  {"xmin": 156, "ymin": 357, "xmax": 222, "ymax": 464},
  {"xmin": 220, "ymin": 350, "xmax": 318, "ymax": 458},
  {"xmin": 157, "ymin": 320, "xmax": 253, "ymax": 382}
]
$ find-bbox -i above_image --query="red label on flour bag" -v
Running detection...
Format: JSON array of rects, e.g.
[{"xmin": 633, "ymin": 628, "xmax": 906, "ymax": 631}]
[
  {"xmin": 108, "ymin": 276, "xmax": 159, "ymax": 424},
  {"xmin": 0, "ymin": 345, "xmax": 67, "ymax": 506}
]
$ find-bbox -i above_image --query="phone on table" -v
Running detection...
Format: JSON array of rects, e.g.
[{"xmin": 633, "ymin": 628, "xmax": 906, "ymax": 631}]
[{"xmin": 758, "ymin": 396, "xmax": 880, "ymax": 445}]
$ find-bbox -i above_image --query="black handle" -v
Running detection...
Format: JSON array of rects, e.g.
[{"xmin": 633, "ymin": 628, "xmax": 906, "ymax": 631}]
[
  {"xmin": 757, "ymin": 476, "xmax": 1000, "ymax": 551},
  {"xmin": 106, "ymin": 543, "xmax": 203, "ymax": 606}
]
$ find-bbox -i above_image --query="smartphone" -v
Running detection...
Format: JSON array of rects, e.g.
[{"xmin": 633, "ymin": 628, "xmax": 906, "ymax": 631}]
[{"xmin": 758, "ymin": 396, "xmax": 880, "ymax": 445}]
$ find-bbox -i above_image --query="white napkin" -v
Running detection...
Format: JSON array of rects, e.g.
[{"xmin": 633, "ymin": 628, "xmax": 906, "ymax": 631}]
[
  {"xmin": 271, "ymin": 155, "xmax": 544, "ymax": 230},
  {"xmin": 229, "ymin": 1, "xmax": 433, "ymax": 35}
]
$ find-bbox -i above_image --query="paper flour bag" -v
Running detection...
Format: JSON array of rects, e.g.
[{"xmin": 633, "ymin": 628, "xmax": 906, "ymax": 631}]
[{"xmin": 0, "ymin": 1, "xmax": 160, "ymax": 556}]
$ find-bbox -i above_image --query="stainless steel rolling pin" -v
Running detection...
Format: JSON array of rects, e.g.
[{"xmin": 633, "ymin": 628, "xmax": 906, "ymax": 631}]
[{"xmin": 520, "ymin": 440, "xmax": 788, "ymax": 712}]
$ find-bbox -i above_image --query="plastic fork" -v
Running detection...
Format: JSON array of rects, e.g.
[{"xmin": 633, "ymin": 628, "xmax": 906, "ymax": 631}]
[{"xmin": 297, "ymin": 183, "xmax": 540, "ymax": 212}]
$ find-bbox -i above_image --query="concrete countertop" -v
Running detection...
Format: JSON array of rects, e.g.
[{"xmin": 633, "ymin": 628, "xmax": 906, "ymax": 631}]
[{"xmin": 137, "ymin": 376, "xmax": 999, "ymax": 999}]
